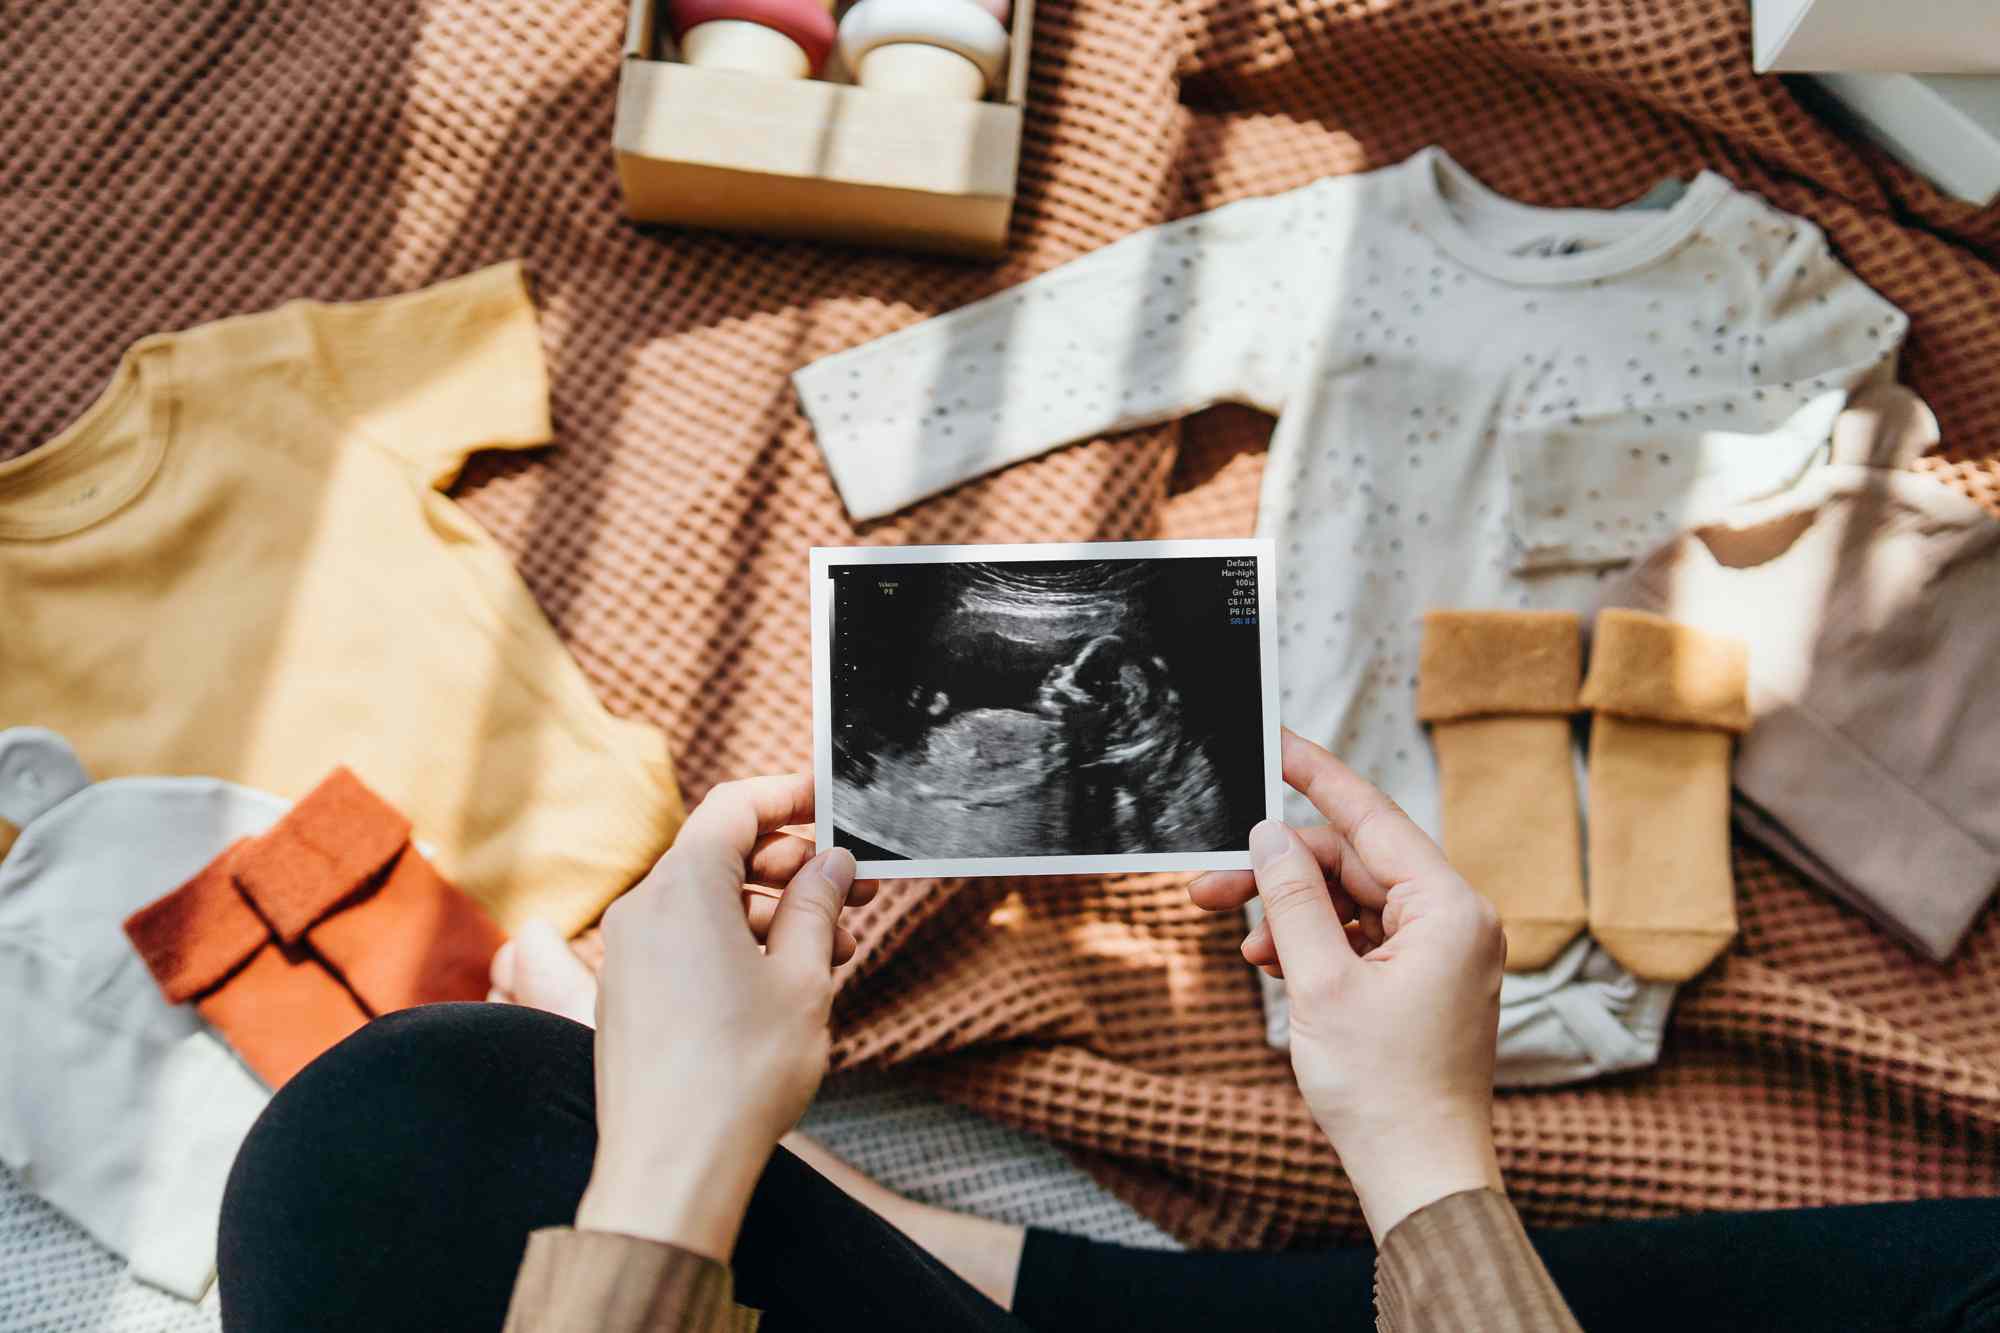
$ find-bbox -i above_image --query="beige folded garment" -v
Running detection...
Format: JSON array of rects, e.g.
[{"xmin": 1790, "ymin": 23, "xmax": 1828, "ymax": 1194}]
[{"xmin": 1601, "ymin": 387, "xmax": 2000, "ymax": 962}]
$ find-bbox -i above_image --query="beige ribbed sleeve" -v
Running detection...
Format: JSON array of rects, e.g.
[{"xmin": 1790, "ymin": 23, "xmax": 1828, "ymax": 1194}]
[
  {"xmin": 502, "ymin": 1228, "xmax": 760, "ymax": 1333},
  {"xmin": 1374, "ymin": 1189, "xmax": 1580, "ymax": 1333}
]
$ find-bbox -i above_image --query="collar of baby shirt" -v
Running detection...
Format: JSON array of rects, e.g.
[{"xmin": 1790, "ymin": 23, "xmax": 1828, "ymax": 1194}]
[
  {"xmin": 0, "ymin": 342, "xmax": 173, "ymax": 542},
  {"xmin": 1404, "ymin": 146, "xmax": 1729, "ymax": 287}
]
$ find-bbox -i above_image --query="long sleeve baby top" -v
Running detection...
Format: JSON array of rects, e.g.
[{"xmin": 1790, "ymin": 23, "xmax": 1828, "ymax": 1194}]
[{"xmin": 796, "ymin": 148, "xmax": 1907, "ymax": 1080}]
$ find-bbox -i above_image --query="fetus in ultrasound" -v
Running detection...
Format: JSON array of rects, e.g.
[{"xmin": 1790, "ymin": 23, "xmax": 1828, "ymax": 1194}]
[
  {"xmin": 829, "ymin": 558, "xmax": 1256, "ymax": 861},
  {"xmin": 1031, "ymin": 634, "xmax": 1226, "ymax": 854}
]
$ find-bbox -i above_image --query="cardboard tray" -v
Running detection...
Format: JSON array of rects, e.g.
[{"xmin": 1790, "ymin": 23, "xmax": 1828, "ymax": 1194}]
[
  {"xmin": 615, "ymin": 0, "xmax": 1033, "ymax": 257},
  {"xmin": 1814, "ymin": 72, "xmax": 2000, "ymax": 205},
  {"xmin": 1753, "ymin": 0, "xmax": 2000, "ymax": 73}
]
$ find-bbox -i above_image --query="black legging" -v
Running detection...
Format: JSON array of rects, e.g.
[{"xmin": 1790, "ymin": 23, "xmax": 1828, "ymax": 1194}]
[{"xmin": 219, "ymin": 1004, "xmax": 2000, "ymax": 1333}]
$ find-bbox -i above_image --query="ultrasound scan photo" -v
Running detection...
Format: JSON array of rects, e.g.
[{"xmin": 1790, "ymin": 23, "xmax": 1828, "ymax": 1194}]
[{"xmin": 813, "ymin": 542, "xmax": 1276, "ymax": 874}]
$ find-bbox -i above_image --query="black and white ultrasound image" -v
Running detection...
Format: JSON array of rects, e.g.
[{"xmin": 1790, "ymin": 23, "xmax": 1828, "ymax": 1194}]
[{"xmin": 828, "ymin": 557, "xmax": 1265, "ymax": 861}]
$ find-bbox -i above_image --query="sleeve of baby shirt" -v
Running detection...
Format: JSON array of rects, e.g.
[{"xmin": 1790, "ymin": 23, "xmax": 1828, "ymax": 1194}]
[
  {"xmin": 301, "ymin": 261, "xmax": 555, "ymax": 490},
  {"xmin": 1503, "ymin": 203, "xmax": 1910, "ymax": 574},
  {"xmin": 793, "ymin": 180, "xmax": 1344, "ymax": 521}
]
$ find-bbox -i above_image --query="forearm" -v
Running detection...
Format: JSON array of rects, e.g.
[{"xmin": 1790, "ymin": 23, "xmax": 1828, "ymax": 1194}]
[
  {"xmin": 574, "ymin": 1130, "xmax": 770, "ymax": 1263},
  {"xmin": 1335, "ymin": 1108, "xmax": 1506, "ymax": 1244},
  {"xmin": 501, "ymin": 1136, "xmax": 769, "ymax": 1333},
  {"xmin": 1334, "ymin": 1107, "xmax": 1579, "ymax": 1332}
]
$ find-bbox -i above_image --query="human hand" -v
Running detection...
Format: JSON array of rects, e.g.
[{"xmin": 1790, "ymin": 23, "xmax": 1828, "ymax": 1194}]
[
  {"xmin": 574, "ymin": 774, "xmax": 874, "ymax": 1261},
  {"xmin": 1188, "ymin": 730, "xmax": 1507, "ymax": 1240}
]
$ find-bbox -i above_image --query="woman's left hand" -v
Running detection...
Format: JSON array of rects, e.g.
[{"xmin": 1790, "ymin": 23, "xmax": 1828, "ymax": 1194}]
[{"xmin": 574, "ymin": 774, "xmax": 872, "ymax": 1261}]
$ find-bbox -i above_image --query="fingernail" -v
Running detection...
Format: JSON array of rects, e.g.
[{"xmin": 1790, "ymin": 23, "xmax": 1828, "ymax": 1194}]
[
  {"xmin": 1248, "ymin": 820, "xmax": 1290, "ymax": 869},
  {"xmin": 821, "ymin": 847, "xmax": 856, "ymax": 891}
]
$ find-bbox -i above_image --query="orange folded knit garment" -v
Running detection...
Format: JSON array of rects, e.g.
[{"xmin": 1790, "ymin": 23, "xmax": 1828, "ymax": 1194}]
[{"xmin": 124, "ymin": 768, "xmax": 506, "ymax": 1087}]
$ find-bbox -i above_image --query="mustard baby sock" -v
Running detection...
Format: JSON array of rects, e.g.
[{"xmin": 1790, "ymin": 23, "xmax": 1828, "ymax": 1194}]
[
  {"xmin": 1580, "ymin": 608, "xmax": 1750, "ymax": 982},
  {"xmin": 1418, "ymin": 610, "xmax": 1587, "ymax": 971}
]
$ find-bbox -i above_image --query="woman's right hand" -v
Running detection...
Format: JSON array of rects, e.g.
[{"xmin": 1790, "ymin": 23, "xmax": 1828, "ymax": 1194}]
[
  {"xmin": 1188, "ymin": 729, "xmax": 1508, "ymax": 1241},
  {"xmin": 575, "ymin": 774, "xmax": 867, "ymax": 1262}
]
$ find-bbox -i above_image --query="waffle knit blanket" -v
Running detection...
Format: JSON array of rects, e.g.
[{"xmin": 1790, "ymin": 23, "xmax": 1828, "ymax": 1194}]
[{"xmin": 5, "ymin": 0, "xmax": 1999, "ymax": 1249}]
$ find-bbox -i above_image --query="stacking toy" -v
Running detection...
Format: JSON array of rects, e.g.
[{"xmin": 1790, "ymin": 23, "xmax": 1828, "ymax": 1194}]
[
  {"xmin": 837, "ymin": 0, "xmax": 1011, "ymax": 101},
  {"xmin": 666, "ymin": 0, "xmax": 838, "ymax": 79}
]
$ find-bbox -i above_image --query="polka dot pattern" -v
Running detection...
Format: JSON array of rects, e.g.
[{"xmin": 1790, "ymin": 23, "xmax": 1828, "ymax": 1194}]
[{"xmin": 803, "ymin": 152, "xmax": 1907, "ymax": 833}]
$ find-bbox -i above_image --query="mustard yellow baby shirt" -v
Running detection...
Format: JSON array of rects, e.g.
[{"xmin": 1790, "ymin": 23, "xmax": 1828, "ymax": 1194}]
[{"xmin": 0, "ymin": 263, "xmax": 681, "ymax": 933}]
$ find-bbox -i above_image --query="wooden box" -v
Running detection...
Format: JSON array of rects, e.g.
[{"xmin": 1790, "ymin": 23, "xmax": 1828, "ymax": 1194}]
[{"xmin": 614, "ymin": 0, "xmax": 1034, "ymax": 258}]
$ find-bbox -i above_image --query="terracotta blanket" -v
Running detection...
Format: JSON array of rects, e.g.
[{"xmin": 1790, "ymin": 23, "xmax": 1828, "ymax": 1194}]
[{"xmin": 5, "ymin": 0, "xmax": 1998, "ymax": 1248}]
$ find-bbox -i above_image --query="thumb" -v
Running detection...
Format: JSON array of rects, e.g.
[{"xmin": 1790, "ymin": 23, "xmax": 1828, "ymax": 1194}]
[
  {"xmin": 766, "ymin": 848, "xmax": 858, "ymax": 969},
  {"xmin": 1247, "ymin": 820, "xmax": 1356, "ymax": 999}
]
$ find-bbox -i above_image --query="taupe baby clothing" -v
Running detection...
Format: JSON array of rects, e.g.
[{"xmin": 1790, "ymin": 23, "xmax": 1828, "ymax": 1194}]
[{"xmin": 1602, "ymin": 389, "xmax": 2000, "ymax": 961}]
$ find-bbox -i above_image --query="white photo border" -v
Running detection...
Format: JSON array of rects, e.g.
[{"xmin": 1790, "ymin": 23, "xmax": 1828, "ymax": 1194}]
[{"xmin": 810, "ymin": 538, "xmax": 1282, "ymax": 879}]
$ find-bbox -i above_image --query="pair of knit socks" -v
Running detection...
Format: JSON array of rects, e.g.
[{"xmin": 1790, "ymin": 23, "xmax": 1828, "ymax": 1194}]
[{"xmin": 1417, "ymin": 608, "xmax": 1750, "ymax": 982}]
